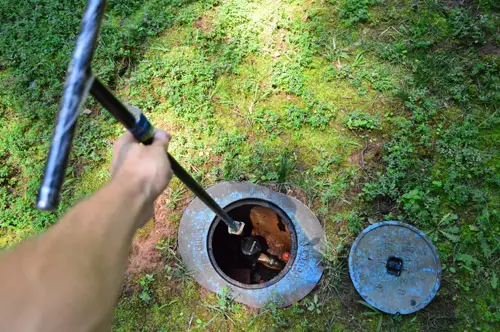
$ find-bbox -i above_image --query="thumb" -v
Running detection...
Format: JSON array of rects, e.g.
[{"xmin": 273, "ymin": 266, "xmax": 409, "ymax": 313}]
[{"xmin": 151, "ymin": 129, "xmax": 171, "ymax": 148}]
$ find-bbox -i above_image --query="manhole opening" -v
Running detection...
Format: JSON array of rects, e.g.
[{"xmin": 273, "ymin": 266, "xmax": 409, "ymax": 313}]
[{"xmin": 208, "ymin": 199, "xmax": 297, "ymax": 289}]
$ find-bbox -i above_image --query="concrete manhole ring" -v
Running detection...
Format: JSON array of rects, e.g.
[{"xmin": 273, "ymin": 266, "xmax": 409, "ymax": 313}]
[{"xmin": 178, "ymin": 182, "xmax": 324, "ymax": 308}]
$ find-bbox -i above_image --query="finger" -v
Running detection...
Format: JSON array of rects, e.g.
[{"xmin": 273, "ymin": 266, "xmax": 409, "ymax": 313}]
[
  {"xmin": 113, "ymin": 131, "xmax": 136, "ymax": 152},
  {"xmin": 151, "ymin": 129, "xmax": 171, "ymax": 147}
]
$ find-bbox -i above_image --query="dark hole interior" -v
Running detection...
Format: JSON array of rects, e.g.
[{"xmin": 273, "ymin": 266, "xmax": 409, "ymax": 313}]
[
  {"xmin": 210, "ymin": 203, "xmax": 294, "ymax": 285},
  {"xmin": 386, "ymin": 256, "xmax": 403, "ymax": 276}
]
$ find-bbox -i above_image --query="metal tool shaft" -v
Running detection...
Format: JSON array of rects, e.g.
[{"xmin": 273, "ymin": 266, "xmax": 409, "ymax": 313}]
[{"xmin": 90, "ymin": 79, "xmax": 242, "ymax": 233}]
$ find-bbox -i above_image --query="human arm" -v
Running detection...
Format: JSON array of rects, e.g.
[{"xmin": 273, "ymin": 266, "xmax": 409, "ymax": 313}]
[{"xmin": 0, "ymin": 130, "xmax": 172, "ymax": 332}]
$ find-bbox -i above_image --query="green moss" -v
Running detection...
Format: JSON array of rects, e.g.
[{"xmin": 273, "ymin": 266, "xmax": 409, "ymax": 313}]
[
  {"xmin": 71, "ymin": 162, "xmax": 110, "ymax": 200},
  {"xmin": 0, "ymin": 226, "xmax": 34, "ymax": 249},
  {"xmin": 113, "ymin": 278, "xmax": 200, "ymax": 331},
  {"xmin": 149, "ymin": 281, "xmax": 201, "ymax": 330},
  {"xmin": 455, "ymin": 284, "xmax": 500, "ymax": 330},
  {"xmin": 112, "ymin": 295, "xmax": 147, "ymax": 332}
]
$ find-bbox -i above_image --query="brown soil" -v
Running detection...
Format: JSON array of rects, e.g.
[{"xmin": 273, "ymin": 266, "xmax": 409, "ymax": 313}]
[
  {"xmin": 286, "ymin": 187, "xmax": 308, "ymax": 204},
  {"xmin": 440, "ymin": 0, "xmax": 476, "ymax": 10},
  {"xmin": 126, "ymin": 192, "xmax": 176, "ymax": 274},
  {"xmin": 347, "ymin": 149, "xmax": 363, "ymax": 167},
  {"xmin": 194, "ymin": 15, "xmax": 215, "ymax": 34},
  {"xmin": 479, "ymin": 44, "xmax": 500, "ymax": 56},
  {"xmin": 199, "ymin": 287, "xmax": 212, "ymax": 300},
  {"xmin": 348, "ymin": 142, "xmax": 383, "ymax": 169}
]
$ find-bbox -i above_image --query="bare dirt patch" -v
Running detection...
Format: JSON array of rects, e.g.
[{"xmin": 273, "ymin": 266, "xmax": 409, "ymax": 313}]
[
  {"xmin": 265, "ymin": 184, "xmax": 309, "ymax": 207},
  {"xmin": 441, "ymin": 0, "xmax": 476, "ymax": 10},
  {"xmin": 126, "ymin": 192, "xmax": 176, "ymax": 275},
  {"xmin": 194, "ymin": 15, "xmax": 215, "ymax": 34},
  {"xmin": 286, "ymin": 186, "xmax": 308, "ymax": 204},
  {"xmin": 348, "ymin": 142, "xmax": 383, "ymax": 169},
  {"xmin": 199, "ymin": 287, "xmax": 211, "ymax": 300},
  {"xmin": 479, "ymin": 44, "xmax": 500, "ymax": 56}
]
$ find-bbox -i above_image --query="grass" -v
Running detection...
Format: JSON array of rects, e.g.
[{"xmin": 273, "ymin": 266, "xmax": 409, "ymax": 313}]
[{"xmin": 1, "ymin": 0, "xmax": 499, "ymax": 330}]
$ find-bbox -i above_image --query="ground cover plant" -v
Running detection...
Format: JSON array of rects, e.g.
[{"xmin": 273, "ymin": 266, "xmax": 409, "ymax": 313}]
[{"xmin": 0, "ymin": 0, "xmax": 499, "ymax": 330}]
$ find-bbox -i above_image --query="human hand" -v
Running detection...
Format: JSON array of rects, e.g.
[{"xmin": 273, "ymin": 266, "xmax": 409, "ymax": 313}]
[{"xmin": 111, "ymin": 129, "xmax": 173, "ymax": 203}]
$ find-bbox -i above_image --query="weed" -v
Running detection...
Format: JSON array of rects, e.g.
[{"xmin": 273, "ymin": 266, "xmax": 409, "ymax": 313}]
[
  {"xmin": 155, "ymin": 237, "xmax": 192, "ymax": 286},
  {"xmin": 478, "ymin": 0, "xmax": 500, "ymax": 10},
  {"xmin": 167, "ymin": 187, "xmax": 186, "ymax": 209},
  {"xmin": 271, "ymin": 61, "xmax": 305, "ymax": 96},
  {"xmin": 307, "ymin": 104, "xmax": 336, "ymax": 130},
  {"xmin": 265, "ymin": 302, "xmax": 290, "ymax": 328},
  {"xmin": 285, "ymin": 99, "xmax": 335, "ymax": 131},
  {"xmin": 449, "ymin": 9, "xmax": 488, "ymax": 45},
  {"xmin": 343, "ymin": 109, "xmax": 381, "ymax": 130},
  {"xmin": 370, "ymin": 70, "xmax": 394, "ymax": 92},
  {"xmin": 303, "ymin": 294, "xmax": 322, "ymax": 314},
  {"xmin": 358, "ymin": 301, "xmax": 384, "ymax": 332},
  {"xmin": 204, "ymin": 287, "xmax": 240, "ymax": 327},
  {"xmin": 277, "ymin": 150, "xmax": 295, "ymax": 184},
  {"xmin": 286, "ymin": 105, "xmax": 310, "ymax": 129},
  {"xmin": 138, "ymin": 274, "xmax": 155, "ymax": 303},
  {"xmin": 250, "ymin": 108, "xmax": 282, "ymax": 137},
  {"xmin": 320, "ymin": 235, "xmax": 346, "ymax": 298},
  {"xmin": 346, "ymin": 211, "xmax": 365, "ymax": 234},
  {"xmin": 312, "ymin": 153, "xmax": 342, "ymax": 176},
  {"xmin": 339, "ymin": 0, "xmax": 384, "ymax": 26},
  {"xmin": 286, "ymin": 18, "xmax": 316, "ymax": 67}
]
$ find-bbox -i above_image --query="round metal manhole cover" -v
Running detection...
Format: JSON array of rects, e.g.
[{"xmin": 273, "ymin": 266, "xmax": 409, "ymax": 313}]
[
  {"xmin": 349, "ymin": 221, "xmax": 441, "ymax": 315},
  {"xmin": 178, "ymin": 182, "xmax": 324, "ymax": 308}
]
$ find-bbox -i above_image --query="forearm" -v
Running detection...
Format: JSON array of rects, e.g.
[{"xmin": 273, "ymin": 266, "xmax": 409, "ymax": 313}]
[{"xmin": 0, "ymin": 174, "xmax": 150, "ymax": 332}]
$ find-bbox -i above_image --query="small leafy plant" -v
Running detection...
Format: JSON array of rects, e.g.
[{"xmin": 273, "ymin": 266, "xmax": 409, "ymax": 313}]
[
  {"xmin": 303, "ymin": 294, "xmax": 322, "ymax": 314},
  {"xmin": 339, "ymin": 0, "xmax": 384, "ymax": 26},
  {"xmin": 138, "ymin": 274, "xmax": 155, "ymax": 303},
  {"xmin": 343, "ymin": 110, "xmax": 381, "ymax": 130},
  {"xmin": 204, "ymin": 287, "xmax": 240, "ymax": 327}
]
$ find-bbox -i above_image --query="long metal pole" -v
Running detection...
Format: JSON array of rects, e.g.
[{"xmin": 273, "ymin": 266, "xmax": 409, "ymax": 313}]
[{"xmin": 37, "ymin": 0, "xmax": 106, "ymax": 211}]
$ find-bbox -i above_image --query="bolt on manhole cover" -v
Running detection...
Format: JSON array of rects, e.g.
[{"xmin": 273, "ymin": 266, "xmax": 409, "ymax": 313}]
[
  {"xmin": 349, "ymin": 221, "xmax": 441, "ymax": 315},
  {"xmin": 178, "ymin": 182, "xmax": 324, "ymax": 308}
]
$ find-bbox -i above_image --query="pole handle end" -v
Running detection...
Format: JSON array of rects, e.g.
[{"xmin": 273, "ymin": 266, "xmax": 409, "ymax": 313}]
[{"xmin": 36, "ymin": 186, "xmax": 59, "ymax": 211}]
